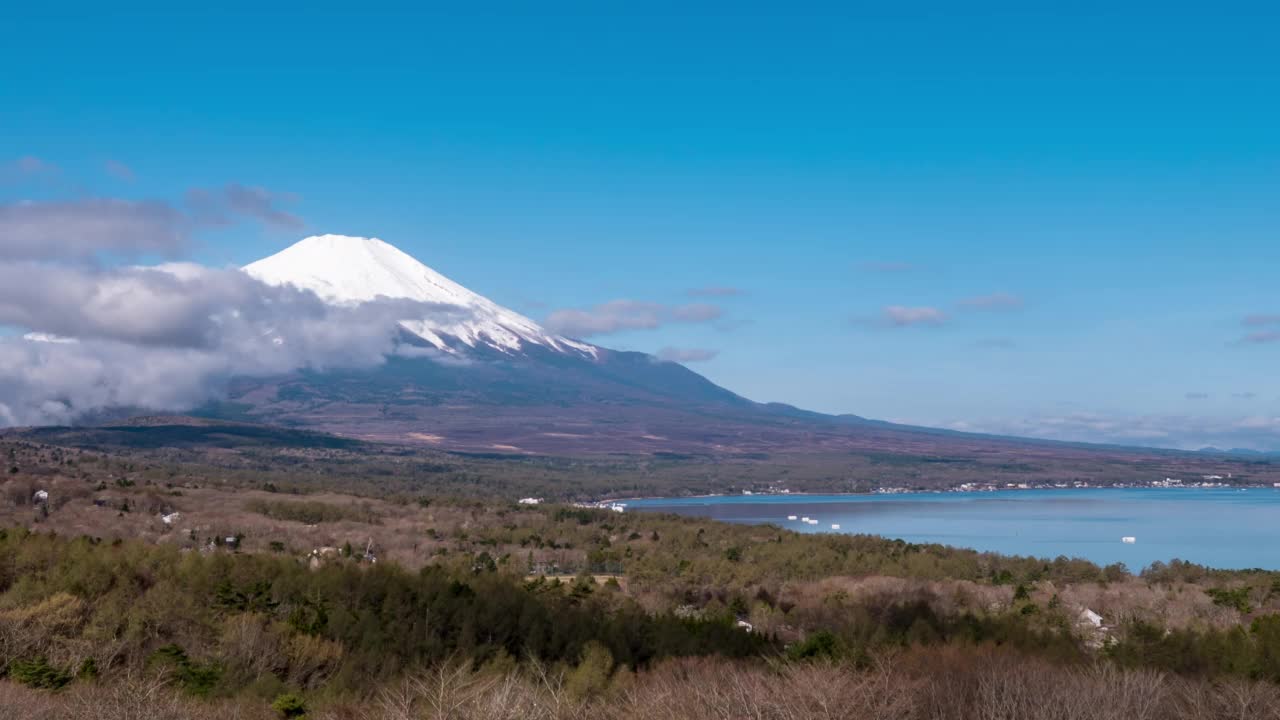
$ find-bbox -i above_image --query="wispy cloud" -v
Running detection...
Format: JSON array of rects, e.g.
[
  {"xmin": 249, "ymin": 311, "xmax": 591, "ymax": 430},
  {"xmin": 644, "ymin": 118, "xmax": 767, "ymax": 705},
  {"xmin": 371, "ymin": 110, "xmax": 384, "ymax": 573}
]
[
  {"xmin": 104, "ymin": 159, "xmax": 136, "ymax": 182},
  {"xmin": 546, "ymin": 300, "xmax": 723, "ymax": 338},
  {"xmin": 1240, "ymin": 331, "xmax": 1280, "ymax": 344},
  {"xmin": 1243, "ymin": 314, "xmax": 1280, "ymax": 326},
  {"xmin": 857, "ymin": 260, "xmax": 916, "ymax": 273},
  {"xmin": 3, "ymin": 155, "xmax": 60, "ymax": 179},
  {"xmin": 1185, "ymin": 392, "xmax": 1210, "ymax": 400},
  {"xmin": 856, "ymin": 291, "xmax": 1023, "ymax": 333},
  {"xmin": 958, "ymin": 292, "xmax": 1023, "ymax": 310},
  {"xmin": 881, "ymin": 305, "xmax": 949, "ymax": 328},
  {"xmin": 1235, "ymin": 315, "xmax": 1280, "ymax": 345},
  {"xmin": 686, "ymin": 285, "xmax": 744, "ymax": 298},
  {"xmin": 186, "ymin": 183, "xmax": 304, "ymax": 229},
  {"xmin": 223, "ymin": 183, "xmax": 303, "ymax": 228},
  {"xmin": 672, "ymin": 303, "xmax": 721, "ymax": 322},
  {"xmin": 1233, "ymin": 392, "xmax": 1258, "ymax": 400},
  {"xmin": 2, "ymin": 156, "xmax": 70, "ymax": 191},
  {"xmin": 656, "ymin": 347, "xmax": 719, "ymax": 363},
  {"xmin": 0, "ymin": 198, "xmax": 190, "ymax": 261},
  {"xmin": 1, "ymin": 176, "xmax": 305, "ymax": 262},
  {"xmin": 975, "ymin": 337, "xmax": 1016, "ymax": 348}
]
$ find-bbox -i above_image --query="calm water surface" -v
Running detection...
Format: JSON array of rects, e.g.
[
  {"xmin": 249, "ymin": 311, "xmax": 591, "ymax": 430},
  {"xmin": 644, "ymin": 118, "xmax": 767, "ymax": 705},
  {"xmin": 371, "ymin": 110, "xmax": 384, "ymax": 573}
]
[{"xmin": 627, "ymin": 488, "xmax": 1280, "ymax": 570}]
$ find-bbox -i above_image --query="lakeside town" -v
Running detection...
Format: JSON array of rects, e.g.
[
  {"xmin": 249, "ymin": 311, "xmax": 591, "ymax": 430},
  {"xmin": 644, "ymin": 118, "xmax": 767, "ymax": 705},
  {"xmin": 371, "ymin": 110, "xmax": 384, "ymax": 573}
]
[{"xmin": 524, "ymin": 472, "xmax": 1280, "ymax": 518}]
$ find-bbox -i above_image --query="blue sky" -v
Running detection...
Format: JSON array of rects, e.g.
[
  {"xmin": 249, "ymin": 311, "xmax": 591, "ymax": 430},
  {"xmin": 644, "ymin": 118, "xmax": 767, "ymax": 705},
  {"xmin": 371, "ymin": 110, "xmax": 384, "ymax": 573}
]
[{"xmin": 3, "ymin": 3, "xmax": 1279, "ymax": 448}]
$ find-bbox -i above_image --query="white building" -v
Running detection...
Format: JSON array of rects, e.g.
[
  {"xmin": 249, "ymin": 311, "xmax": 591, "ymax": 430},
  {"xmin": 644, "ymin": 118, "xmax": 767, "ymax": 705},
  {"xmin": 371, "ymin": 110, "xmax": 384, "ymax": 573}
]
[{"xmin": 1079, "ymin": 608, "xmax": 1104, "ymax": 628}]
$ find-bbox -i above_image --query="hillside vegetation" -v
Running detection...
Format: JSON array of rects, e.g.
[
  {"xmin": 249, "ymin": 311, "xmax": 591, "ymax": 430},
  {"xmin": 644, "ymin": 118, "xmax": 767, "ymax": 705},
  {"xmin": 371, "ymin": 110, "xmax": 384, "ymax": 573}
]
[
  {"xmin": 12, "ymin": 418, "xmax": 1280, "ymax": 500},
  {"xmin": 4, "ymin": 430, "xmax": 1280, "ymax": 718}
]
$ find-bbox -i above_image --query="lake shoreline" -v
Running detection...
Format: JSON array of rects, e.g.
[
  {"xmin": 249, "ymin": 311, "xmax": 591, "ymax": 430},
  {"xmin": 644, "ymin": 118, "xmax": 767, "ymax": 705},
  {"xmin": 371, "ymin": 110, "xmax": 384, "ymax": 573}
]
[
  {"xmin": 622, "ymin": 486, "xmax": 1280, "ymax": 571},
  {"xmin": 605, "ymin": 482, "xmax": 1274, "ymax": 506}
]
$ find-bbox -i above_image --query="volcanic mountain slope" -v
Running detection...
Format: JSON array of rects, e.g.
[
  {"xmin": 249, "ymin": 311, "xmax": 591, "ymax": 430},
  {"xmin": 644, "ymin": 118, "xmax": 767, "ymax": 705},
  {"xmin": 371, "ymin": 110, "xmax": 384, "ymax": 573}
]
[
  {"xmin": 218, "ymin": 236, "xmax": 1275, "ymax": 465},
  {"xmin": 244, "ymin": 234, "xmax": 597, "ymax": 358},
  {"xmin": 228, "ymin": 234, "xmax": 785, "ymax": 452},
  {"xmin": 11, "ymin": 232, "xmax": 1268, "ymax": 481}
]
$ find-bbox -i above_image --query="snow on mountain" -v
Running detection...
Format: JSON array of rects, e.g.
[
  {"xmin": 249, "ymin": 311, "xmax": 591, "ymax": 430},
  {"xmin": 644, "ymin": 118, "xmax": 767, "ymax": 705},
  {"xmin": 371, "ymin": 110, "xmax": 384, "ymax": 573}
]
[{"xmin": 244, "ymin": 234, "xmax": 597, "ymax": 357}]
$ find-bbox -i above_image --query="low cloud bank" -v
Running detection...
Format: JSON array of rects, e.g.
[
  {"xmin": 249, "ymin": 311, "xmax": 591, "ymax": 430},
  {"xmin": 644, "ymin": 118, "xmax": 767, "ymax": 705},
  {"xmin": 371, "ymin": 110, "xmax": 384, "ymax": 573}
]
[
  {"xmin": 942, "ymin": 412, "xmax": 1280, "ymax": 452},
  {"xmin": 0, "ymin": 263, "xmax": 462, "ymax": 426},
  {"xmin": 0, "ymin": 181, "xmax": 469, "ymax": 426}
]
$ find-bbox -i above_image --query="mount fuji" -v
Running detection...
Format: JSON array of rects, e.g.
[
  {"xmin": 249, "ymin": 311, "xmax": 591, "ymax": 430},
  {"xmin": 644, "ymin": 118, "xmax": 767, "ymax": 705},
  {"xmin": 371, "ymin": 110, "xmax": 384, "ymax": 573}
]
[
  {"xmin": 244, "ymin": 234, "xmax": 598, "ymax": 359},
  {"xmin": 54, "ymin": 234, "xmax": 1256, "ymax": 483},
  {"xmin": 219, "ymin": 234, "xmax": 788, "ymax": 452}
]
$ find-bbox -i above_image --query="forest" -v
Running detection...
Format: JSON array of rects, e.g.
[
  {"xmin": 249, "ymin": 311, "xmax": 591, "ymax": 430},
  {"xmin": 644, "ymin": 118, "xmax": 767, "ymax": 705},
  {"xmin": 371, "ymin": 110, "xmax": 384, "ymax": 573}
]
[
  {"xmin": 4, "ymin": 433, "xmax": 1280, "ymax": 718},
  {"xmin": 4, "ymin": 521, "xmax": 1280, "ymax": 718}
]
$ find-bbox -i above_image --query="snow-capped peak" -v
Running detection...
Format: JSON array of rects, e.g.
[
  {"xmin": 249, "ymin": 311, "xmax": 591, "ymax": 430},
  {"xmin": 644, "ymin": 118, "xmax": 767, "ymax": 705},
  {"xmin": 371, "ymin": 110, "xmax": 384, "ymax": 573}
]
[{"xmin": 243, "ymin": 234, "xmax": 596, "ymax": 357}]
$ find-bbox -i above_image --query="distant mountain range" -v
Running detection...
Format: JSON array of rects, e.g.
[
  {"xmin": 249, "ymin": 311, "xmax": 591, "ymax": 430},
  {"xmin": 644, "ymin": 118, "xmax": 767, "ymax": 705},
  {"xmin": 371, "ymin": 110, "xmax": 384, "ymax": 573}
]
[{"xmin": 1197, "ymin": 447, "xmax": 1280, "ymax": 459}]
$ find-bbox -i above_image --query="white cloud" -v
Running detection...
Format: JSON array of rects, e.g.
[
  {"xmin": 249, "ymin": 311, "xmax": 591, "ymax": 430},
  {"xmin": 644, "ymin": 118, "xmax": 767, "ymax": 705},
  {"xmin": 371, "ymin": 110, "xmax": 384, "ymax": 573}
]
[
  {"xmin": 185, "ymin": 183, "xmax": 304, "ymax": 229},
  {"xmin": 545, "ymin": 300, "xmax": 723, "ymax": 338},
  {"xmin": 104, "ymin": 159, "xmax": 136, "ymax": 182},
  {"xmin": 0, "ymin": 218, "xmax": 471, "ymax": 425},
  {"xmin": 656, "ymin": 347, "xmax": 719, "ymax": 363},
  {"xmin": 1243, "ymin": 314, "xmax": 1280, "ymax": 326},
  {"xmin": 0, "ymin": 198, "xmax": 190, "ymax": 261},
  {"xmin": 0, "ymin": 274, "xmax": 465, "ymax": 427},
  {"xmin": 1239, "ymin": 330, "xmax": 1280, "ymax": 345},
  {"xmin": 1234, "ymin": 315, "xmax": 1280, "ymax": 345},
  {"xmin": 0, "ymin": 181, "xmax": 305, "ymax": 263},
  {"xmin": 882, "ymin": 305, "xmax": 948, "ymax": 327},
  {"xmin": 3, "ymin": 155, "xmax": 60, "ymax": 180}
]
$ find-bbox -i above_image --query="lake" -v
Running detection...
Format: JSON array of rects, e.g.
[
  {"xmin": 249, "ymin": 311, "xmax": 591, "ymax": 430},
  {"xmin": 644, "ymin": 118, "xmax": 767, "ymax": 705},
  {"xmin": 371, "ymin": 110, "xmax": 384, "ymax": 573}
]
[{"xmin": 626, "ymin": 488, "xmax": 1280, "ymax": 570}]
